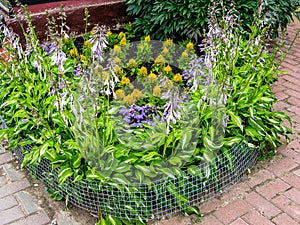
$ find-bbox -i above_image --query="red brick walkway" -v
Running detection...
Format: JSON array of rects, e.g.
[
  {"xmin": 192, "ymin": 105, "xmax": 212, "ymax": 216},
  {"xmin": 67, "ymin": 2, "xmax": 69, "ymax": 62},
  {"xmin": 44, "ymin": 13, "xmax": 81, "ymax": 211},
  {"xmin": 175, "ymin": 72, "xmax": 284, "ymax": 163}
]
[{"xmin": 1, "ymin": 20, "xmax": 300, "ymax": 225}]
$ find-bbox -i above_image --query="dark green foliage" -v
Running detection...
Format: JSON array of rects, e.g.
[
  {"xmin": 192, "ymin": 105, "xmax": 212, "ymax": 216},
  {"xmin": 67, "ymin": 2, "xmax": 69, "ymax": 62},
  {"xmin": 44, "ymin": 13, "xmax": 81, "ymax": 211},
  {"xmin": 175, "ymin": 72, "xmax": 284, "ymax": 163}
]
[{"xmin": 126, "ymin": 0, "xmax": 300, "ymax": 41}]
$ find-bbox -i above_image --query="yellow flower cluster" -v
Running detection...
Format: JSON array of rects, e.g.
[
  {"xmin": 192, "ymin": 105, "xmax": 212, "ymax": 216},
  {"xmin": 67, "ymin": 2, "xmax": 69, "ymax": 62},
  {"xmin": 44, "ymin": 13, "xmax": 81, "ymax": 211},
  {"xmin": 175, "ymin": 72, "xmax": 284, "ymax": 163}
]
[
  {"xmin": 181, "ymin": 51, "xmax": 189, "ymax": 57},
  {"xmin": 107, "ymin": 30, "xmax": 112, "ymax": 36},
  {"xmin": 149, "ymin": 72, "xmax": 157, "ymax": 81},
  {"xmin": 173, "ymin": 73, "xmax": 182, "ymax": 82},
  {"xmin": 84, "ymin": 40, "xmax": 91, "ymax": 48},
  {"xmin": 132, "ymin": 89, "xmax": 142, "ymax": 99},
  {"xmin": 114, "ymin": 57, "xmax": 121, "ymax": 64},
  {"xmin": 154, "ymin": 55, "xmax": 166, "ymax": 65},
  {"xmin": 164, "ymin": 65, "xmax": 172, "ymax": 74},
  {"xmin": 186, "ymin": 41, "xmax": 194, "ymax": 51},
  {"xmin": 114, "ymin": 65, "xmax": 123, "ymax": 76},
  {"xmin": 139, "ymin": 66, "xmax": 148, "ymax": 76},
  {"xmin": 165, "ymin": 38, "xmax": 173, "ymax": 45},
  {"xmin": 123, "ymin": 89, "xmax": 142, "ymax": 105},
  {"xmin": 121, "ymin": 76, "xmax": 130, "ymax": 85},
  {"xmin": 118, "ymin": 32, "xmax": 125, "ymax": 38},
  {"xmin": 128, "ymin": 58, "xmax": 138, "ymax": 68},
  {"xmin": 115, "ymin": 89, "xmax": 125, "ymax": 100},
  {"xmin": 120, "ymin": 36, "xmax": 127, "ymax": 45},
  {"xmin": 123, "ymin": 94, "xmax": 135, "ymax": 105},
  {"xmin": 101, "ymin": 71, "xmax": 110, "ymax": 81},
  {"xmin": 114, "ymin": 45, "xmax": 122, "ymax": 54},
  {"xmin": 145, "ymin": 35, "xmax": 151, "ymax": 42},
  {"xmin": 162, "ymin": 47, "xmax": 169, "ymax": 54},
  {"xmin": 80, "ymin": 55, "xmax": 86, "ymax": 61},
  {"xmin": 70, "ymin": 48, "xmax": 78, "ymax": 57},
  {"xmin": 153, "ymin": 85, "xmax": 161, "ymax": 97}
]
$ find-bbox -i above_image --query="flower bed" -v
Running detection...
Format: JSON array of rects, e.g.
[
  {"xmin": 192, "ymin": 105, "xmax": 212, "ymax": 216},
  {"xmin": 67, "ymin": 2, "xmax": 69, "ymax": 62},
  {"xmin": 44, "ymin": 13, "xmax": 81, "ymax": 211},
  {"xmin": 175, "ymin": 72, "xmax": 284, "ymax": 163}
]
[{"xmin": 0, "ymin": 2, "xmax": 293, "ymax": 224}]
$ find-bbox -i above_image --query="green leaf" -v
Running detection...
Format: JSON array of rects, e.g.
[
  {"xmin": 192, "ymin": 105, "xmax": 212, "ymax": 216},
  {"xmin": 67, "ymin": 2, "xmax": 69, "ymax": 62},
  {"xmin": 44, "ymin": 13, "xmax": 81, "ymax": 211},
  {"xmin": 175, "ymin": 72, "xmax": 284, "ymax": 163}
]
[
  {"xmin": 184, "ymin": 206, "xmax": 202, "ymax": 216},
  {"xmin": 228, "ymin": 110, "xmax": 243, "ymax": 131},
  {"xmin": 73, "ymin": 173, "xmax": 84, "ymax": 182},
  {"xmin": 158, "ymin": 167, "xmax": 176, "ymax": 179},
  {"xmin": 12, "ymin": 109, "xmax": 27, "ymax": 119},
  {"xmin": 180, "ymin": 130, "xmax": 192, "ymax": 149},
  {"xmin": 71, "ymin": 153, "xmax": 82, "ymax": 169},
  {"xmin": 97, "ymin": 218, "xmax": 107, "ymax": 225},
  {"xmin": 39, "ymin": 142, "xmax": 49, "ymax": 157},
  {"xmin": 245, "ymin": 126, "xmax": 261, "ymax": 140},
  {"xmin": 135, "ymin": 165, "xmax": 157, "ymax": 178},
  {"xmin": 86, "ymin": 169, "xmax": 105, "ymax": 181},
  {"xmin": 223, "ymin": 137, "xmax": 243, "ymax": 147},
  {"xmin": 111, "ymin": 173, "xmax": 130, "ymax": 185},
  {"xmin": 168, "ymin": 156, "xmax": 182, "ymax": 167},
  {"xmin": 203, "ymin": 150, "xmax": 214, "ymax": 163},
  {"xmin": 58, "ymin": 166, "xmax": 73, "ymax": 184},
  {"xmin": 107, "ymin": 215, "xmax": 122, "ymax": 225}
]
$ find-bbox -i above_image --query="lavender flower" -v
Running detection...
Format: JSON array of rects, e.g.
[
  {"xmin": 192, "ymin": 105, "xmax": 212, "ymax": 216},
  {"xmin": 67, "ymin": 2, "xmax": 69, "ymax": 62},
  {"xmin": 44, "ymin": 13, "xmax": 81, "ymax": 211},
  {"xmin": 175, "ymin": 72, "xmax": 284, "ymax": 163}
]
[
  {"xmin": 50, "ymin": 47, "xmax": 67, "ymax": 73},
  {"xmin": 90, "ymin": 26, "xmax": 107, "ymax": 63},
  {"xmin": 118, "ymin": 105, "xmax": 161, "ymax": 127}
]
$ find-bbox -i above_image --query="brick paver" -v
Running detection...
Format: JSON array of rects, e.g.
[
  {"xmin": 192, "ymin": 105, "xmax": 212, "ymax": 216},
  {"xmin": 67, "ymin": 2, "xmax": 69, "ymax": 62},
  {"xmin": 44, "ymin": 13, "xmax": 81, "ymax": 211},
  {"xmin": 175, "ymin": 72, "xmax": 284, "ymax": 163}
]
[{"xmin": 1, "ymin": 15, "xmax": 300, "ymax": 225}]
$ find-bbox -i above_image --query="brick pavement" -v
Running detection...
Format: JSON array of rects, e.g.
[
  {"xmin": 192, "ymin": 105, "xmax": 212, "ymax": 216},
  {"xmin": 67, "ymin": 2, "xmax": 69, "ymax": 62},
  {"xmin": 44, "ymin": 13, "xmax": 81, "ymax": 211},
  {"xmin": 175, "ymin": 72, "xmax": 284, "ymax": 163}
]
[{"xmin": 1, "ymin": 20, "xmax": 300, "ymax": 225}]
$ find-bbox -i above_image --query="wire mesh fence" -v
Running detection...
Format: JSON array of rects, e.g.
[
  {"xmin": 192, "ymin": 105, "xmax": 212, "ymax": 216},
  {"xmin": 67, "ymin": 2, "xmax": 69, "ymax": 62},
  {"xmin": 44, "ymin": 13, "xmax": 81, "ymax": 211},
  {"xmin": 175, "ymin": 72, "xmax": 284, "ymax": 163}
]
[{"xmin": 0, "ymin": 115, "xmax": 257, "ymax": 221}]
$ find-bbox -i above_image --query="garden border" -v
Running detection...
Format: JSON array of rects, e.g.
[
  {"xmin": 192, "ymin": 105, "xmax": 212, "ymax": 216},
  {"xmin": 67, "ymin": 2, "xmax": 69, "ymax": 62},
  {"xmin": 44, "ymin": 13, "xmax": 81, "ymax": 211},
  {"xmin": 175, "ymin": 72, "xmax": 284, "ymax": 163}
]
[{"xmin": 0, "ymin": 115, "xmax": 258, "ymax": 221}]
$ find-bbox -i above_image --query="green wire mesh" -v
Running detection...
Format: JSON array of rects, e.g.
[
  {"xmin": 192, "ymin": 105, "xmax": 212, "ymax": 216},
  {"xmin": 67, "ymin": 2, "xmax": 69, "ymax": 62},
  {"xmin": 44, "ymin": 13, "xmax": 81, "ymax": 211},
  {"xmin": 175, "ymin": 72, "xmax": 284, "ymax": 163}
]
[{"xmin": 0, "ymin": 115, "xmax": 257, "ymax": 221}]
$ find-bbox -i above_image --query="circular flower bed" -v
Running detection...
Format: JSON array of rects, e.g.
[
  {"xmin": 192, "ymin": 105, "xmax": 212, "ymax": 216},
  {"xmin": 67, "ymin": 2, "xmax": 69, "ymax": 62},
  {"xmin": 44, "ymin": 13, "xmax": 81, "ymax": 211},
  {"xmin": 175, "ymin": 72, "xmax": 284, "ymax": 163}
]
[{"xmin": 0, "ymin": 2, "xmax": 293, "ymax": 224}]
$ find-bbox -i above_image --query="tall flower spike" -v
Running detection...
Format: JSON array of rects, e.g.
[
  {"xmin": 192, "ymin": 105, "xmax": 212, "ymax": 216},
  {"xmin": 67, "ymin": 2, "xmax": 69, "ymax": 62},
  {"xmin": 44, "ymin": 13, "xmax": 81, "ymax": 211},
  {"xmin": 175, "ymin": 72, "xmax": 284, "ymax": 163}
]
[{"xmin": 90, "ymin": 26, "xmax": 107, "ymax": 63}]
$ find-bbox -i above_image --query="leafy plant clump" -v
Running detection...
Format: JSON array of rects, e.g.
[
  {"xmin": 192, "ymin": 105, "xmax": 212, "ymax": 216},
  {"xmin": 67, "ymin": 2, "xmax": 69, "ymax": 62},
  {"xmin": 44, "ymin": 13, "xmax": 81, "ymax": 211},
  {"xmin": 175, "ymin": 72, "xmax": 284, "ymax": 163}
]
[
  {"xmin": 126, "ymin": 0, "xmax": 300, "ymax": 41},
  {"xmin": 0, "ymin": 1, "xmax": 294, "ymax": 224}
]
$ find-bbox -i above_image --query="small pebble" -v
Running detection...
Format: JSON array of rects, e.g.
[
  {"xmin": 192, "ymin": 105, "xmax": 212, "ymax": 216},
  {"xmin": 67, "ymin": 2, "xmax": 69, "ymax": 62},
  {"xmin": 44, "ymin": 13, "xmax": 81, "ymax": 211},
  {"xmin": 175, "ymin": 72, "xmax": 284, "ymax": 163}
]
[{"xmin": 34, "ymin": 183, "xmax": 39, "ymax": 187}]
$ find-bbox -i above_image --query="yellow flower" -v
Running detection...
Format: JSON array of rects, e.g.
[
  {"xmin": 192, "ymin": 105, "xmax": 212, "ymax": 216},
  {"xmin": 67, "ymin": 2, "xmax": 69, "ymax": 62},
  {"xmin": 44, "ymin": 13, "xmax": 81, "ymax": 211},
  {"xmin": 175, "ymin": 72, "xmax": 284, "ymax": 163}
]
[
  {"xmin": 128, "ymin": 58, "xmax": 138, "ymax": 68},
  {"xmin": 173, "ymin": 73, "xmax": 183, "ymax": 82},
  {"xmin": 84, "ymin": 40, "xmax": 91, "ymax": 48},
  {"xmin": 132, "ymin": 89, "xmax": 142, "ymax": 100},
  {"xmin": 145, "ymin": 35, "xmax": 151, "ymax": 41},
  {"xmin": 121, "ymin": 76, "xmax": 130, "ymax": 85},
  {"xmin": 114, "ymin": 45, "xmax": 121, "ymax": 54},
  {"xmin": 181, "ymin": 51, "xmax": 188, "ymax": 57},
  {"xmin": 115, "ymin": 89, "xmax": 125, "ymax": 100},
  {"xmin": 80, "ymin": 54, "xmax": 86, "ymax": 61},
  {"xmin": 166, "ymin": 38, "xmax": 173, "ymax": 45},
  {"xmin": 90, "ymin": 28, "xmax": 96, "ymax": 35},
  {"xmin": 123, "ymin": 94, "xmax": 135, "ymax": 105},
  {"xmin": 114, "ymin": 65, "xmax": 123, "ymax": 76},
  {"xmin": 101, "ymin": 71, "xmax": 110, "ymax": 81},
  {"xmin": 149, "ymin": 72, "xmax": 157, "ymax": 81},
  {"xmin": 164, "ymin": 65, "xmax": 172, "ymax": 74},
  {"xmin": 186, "ymin": 41, "xmax": 194, "ymax": 50},
  {"xmin": 114, "ymin": 57, "xmax": 121, "ymax": 64},
  {"xmin": 139, "ymin": 66, "xmax": 148, "ymax": 76},
  {"xmin": 70, "ymin": 48, "xmax": 78, "ymax": 57},
  {"xmin": 154, "ymin": 55, "xmax": 166, "ymax": 65},
  {"xmin": 120, "ymin": 36, "xmax": 127, "ymax": 45},
  {"xmin": 153, "ymin": 85, "xmax": 161, "ymax": 97},
  {"xmin": 107, "ymin": 30, "xmax": 112, "ymax": 36},
  {"xmin": 162, "ymin": 47, "xmax": 169, "ymax": 54},
  {"xmin": 118, "ymin": 32, "xmax": 125, "ymax": 38}
]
